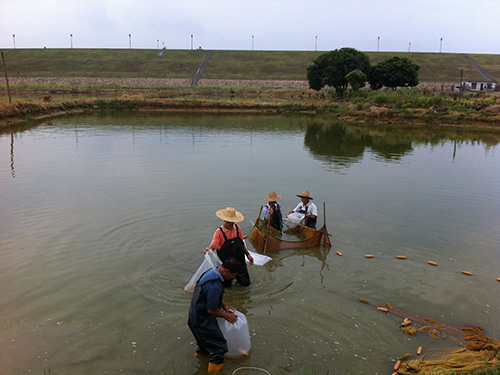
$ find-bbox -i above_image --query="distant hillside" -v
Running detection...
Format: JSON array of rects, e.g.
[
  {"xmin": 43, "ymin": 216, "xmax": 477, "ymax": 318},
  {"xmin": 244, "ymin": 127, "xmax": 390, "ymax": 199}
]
[{"xmin": 2, "ymin": 48, "xmax": 499, "ymax": 84}]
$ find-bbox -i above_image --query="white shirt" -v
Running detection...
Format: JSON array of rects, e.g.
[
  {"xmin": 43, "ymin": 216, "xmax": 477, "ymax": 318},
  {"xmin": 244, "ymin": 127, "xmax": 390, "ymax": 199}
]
[{"xmin": 293, "ymin": 201, "xmax": 317, "ymax": 217}]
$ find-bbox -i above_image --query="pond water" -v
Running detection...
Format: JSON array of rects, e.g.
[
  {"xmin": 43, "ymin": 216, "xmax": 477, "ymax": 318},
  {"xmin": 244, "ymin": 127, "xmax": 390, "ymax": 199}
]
[{"xmin": 1, "ymin": 112, "xmax": 499, "ymax": 375}]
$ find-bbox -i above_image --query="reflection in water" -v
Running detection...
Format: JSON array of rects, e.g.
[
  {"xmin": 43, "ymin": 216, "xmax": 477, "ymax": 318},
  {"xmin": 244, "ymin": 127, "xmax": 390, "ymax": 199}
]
[
  {"xmin": 263, "ymin": 246, "xmax": 331, "ymax": 284},
  {"xmin": 10, "ymin": 133, "xmax": 14, "ymax": 178},
  {"xmin": 303, "ymin": 120, "xmax": 500, "ymax": 169},
  {"xmin": 304, "ymin": 121, "xmax": 413, "ymax": 170}
]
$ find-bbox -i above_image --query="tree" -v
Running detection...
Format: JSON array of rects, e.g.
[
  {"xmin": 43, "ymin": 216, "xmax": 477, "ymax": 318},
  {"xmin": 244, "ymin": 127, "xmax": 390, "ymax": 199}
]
[
  {"xmin": 307, "ymin": 48, "xmax": 371, "ymax": 96},
  {"xmin": 369, "ymin": 57, "xmax": 420, "ymax": 90},
  {"xmin": 346, "ymin": 69, "xmax": 367, "ymax": 92}
]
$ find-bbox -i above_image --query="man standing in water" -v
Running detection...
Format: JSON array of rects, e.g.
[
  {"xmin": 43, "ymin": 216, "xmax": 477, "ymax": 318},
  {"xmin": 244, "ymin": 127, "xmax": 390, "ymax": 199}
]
[
  {"xmin": 205, "ymin": 207, "xmax": 253, "ymax": 287},
  {"xmin": 262, "ymin": 191, "xmax": 283, "ymax": 231},
  {"xmin": 287, "ymin": 190, "xmax": 318, "ymax": 229},
  {"xmin": 188, "ymin": 257, "xmax": 242, "ymax": 373}
]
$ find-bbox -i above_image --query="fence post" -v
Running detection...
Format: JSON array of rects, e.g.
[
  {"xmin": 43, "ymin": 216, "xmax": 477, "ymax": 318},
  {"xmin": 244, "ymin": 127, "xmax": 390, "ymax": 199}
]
[{"xmin": 1, "ymin": 51, "xmax": 12, "ymax": 103}]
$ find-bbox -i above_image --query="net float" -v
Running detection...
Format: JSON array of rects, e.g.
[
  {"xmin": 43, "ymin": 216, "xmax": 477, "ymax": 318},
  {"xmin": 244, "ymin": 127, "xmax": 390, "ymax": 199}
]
[
  {"xmin": 417, "ymin": 346, "xmax": 423, "ymax": 355},
  {"xmin": 400, "ymin": 353, "xmax": 411, "ymax": 360},
  {"xmin": 427, "ymin": 261, "xmax": 438, "ymax": 266},
  {"xmin": 377, "ymin": 306, "xmax": 389, "ymax": 312},
  {"xmin": 461, "ymin": 271, "xmax": 472, "ymax": 276},
  {"xmin": 336, "ymin": 251, "xmax": 343, "ymax": 256},
  {"xmin": 396, "ymin": 256, "xmax": 407, "ymax": 260},
  {"xmin": 394, "ymin": 360, "xmax": 401, "ymax": 370},
  {"xmin": 365, "ymin": 254, "xmax": 374, "ymax": 258}
]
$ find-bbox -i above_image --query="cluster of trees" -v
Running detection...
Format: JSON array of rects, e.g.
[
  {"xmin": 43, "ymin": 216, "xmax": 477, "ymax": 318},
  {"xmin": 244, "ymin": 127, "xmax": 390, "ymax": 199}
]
[{"xmin": 307, "ymin": 47, "xmax": 420, "ymax": 96}]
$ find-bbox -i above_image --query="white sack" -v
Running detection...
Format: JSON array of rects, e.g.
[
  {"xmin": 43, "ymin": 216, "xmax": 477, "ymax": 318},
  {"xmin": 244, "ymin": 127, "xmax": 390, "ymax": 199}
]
[
  {"xmin": 246, "ymin": 250, "xmax": 271, "ymax": 266},
  {"xmin": 284, "ymin": 211, "xmax": 304, "ymax": 224},
  {"xmin": 184, "ymin": 250, "xmax": 222, "ymax": 292},
  {"xmin": 217, "ymin": 309, "xmax": 251, "ymax": 357}
]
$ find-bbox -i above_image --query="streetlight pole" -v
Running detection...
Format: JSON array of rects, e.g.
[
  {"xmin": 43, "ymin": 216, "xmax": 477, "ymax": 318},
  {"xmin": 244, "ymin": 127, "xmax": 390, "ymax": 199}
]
[
  {"xmin": 377, "ymin": 36, "xmax": 380, "ymax": 52},
  {"xmin": 191, "ymin": 34, "xmax": 193, "ymax": 50},
  {"xmin": 440, "ymin": 37, "xmax": 443, "ymax": 53},
  {"xmin": 70, "ymin": 34, "xmax": 73, "ymax": 49},
  {"xmin": 129, "ymin": 34, "xmax": 132, "ymax": 49},
  {"xmin": 157, "ymin": 39, "xmax": 159, "ymax": 49},
  {"xmin": 408, "ymin": 42, "xmax": 411, "ymax": 52},
  {"xmin": 315, "ymin": 36, "xmax": 317, "ymax": 51},
  {"xmin": 252, "ymin": 35, "xmax": 254, "ymax": 51},
  {"xmin": 12, "ymin": 34, "xmax": 16, "ymax": 49}
]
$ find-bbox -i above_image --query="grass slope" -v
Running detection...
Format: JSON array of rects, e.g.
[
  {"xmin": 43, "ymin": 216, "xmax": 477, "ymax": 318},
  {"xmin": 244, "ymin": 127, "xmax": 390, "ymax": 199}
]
[{"xmin": 2, "ymin": 48, "xmax": 499, "ymax": 83}]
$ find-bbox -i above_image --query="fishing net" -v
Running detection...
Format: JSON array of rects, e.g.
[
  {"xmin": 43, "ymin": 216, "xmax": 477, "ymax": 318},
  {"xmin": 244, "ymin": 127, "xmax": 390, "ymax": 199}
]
[
  {"xmin": 396, "ymin": 326, "xmax": 500, "ymax": 374},
  {"xmin": 378, "ymin": 302, "xmax": 500, "ymax": 374},
  {"xmin": 249, "ymin": 218, "xmax": 331, "ymax": 252},
  {"xmin": 398, "ymin": 345, "xmax": 500, "ymax": 375},
  {"xmin": 329, "ymin": 291, "xmax": 500, "ymax": 374}
]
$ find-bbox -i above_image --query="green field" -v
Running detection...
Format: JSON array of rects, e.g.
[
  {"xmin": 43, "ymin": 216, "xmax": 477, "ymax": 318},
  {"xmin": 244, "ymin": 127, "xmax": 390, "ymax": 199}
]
[{"xmin": 1, "ymin": 48, "xmax": 499, "ymax": 83}]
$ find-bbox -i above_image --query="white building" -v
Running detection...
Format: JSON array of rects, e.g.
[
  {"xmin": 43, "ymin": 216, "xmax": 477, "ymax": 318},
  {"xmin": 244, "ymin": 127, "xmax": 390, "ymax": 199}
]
[{"xmin": 460, "ymin": 81, "xmax": 497, "ymax": 92}]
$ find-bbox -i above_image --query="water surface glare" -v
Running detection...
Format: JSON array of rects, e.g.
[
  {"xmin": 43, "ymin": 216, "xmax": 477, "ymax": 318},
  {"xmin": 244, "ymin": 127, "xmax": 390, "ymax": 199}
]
[{"xmin": 1, "ymin": 112, "xmax": 499, "ymax": 375}]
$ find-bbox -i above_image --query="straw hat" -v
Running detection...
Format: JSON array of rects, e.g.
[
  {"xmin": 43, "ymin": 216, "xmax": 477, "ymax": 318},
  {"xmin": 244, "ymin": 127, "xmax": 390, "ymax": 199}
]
[
  {"xmin": 216, "ymin": 207, "xmax": 244, "ymax": 223},
  {"xmin": 297, "ymin": 190, "xmax": 313, "ymax": 200},
  {"xmin": 264, "ymin": 191, "xmax": 282, "ymax": 202}
]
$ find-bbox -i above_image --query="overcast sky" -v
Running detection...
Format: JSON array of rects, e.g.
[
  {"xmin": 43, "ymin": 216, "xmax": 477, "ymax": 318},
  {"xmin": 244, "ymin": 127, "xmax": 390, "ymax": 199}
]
[{"xmin": 1, "ymin": 0, "xmax": 499, "ymax": 54}]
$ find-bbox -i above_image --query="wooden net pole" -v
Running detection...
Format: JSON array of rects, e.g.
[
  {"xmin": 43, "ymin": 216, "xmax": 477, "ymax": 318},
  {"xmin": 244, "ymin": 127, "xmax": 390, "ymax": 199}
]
[{"xmin": 1, "ymin": 52, "xmax": 12, "ymax": 103}]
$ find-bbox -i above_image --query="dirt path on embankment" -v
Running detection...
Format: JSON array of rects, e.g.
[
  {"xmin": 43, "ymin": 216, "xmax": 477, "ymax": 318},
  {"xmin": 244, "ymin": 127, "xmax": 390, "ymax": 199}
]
[{"xmin": 2, "ymin": 77, "xmax": 309, "ymax": 88}]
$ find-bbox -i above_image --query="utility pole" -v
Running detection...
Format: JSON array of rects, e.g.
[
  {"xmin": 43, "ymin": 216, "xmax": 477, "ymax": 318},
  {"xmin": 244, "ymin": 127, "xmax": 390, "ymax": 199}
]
[
  {"xmin": 377, "ymin": 36, "xmax": 380, "ymax": 52},
  {"xmin": 129, "ymin": 34, "xmax": 132, "ymax": 49}
]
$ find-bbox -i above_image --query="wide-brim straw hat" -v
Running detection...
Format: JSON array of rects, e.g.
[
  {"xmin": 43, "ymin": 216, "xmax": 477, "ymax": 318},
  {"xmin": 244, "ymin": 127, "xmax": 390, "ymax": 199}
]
[
  {"xmin": 297, "ymin": 190, "xmax": 313, "ymax": 200},
  {"xmin": 216, "ymin": 207, "xmax": 244, "ymax": 223},
  {"xmin": 264, "ymin": 191, "xmax": 282, "ymax": 202}
]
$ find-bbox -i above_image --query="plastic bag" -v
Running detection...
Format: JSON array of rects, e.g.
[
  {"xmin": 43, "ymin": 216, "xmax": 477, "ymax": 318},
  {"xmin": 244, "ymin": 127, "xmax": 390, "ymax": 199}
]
[
  {"xmin": 184, "ymin": 250, "xmax": 222, "ymax": 292},
  {"xmin": 284, "ymin": 211, "xmax": 304, "ymax": 224},
  {"xmin": 243, "ymin": 239, "xmax": 271, "ymax": 266},
  {"xmin": 246, "ymin": 250, "xmax": 271, "ymax": 266},
  {"xmin": 217, "ymin": 309, "xmax": 251, "ymax": 357}
]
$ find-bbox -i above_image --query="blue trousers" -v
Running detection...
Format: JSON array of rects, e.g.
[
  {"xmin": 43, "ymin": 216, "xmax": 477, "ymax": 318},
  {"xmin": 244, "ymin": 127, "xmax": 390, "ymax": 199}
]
[{"xmin": 188, "ymin": 315, "xmax": 227, "ymax": 364}]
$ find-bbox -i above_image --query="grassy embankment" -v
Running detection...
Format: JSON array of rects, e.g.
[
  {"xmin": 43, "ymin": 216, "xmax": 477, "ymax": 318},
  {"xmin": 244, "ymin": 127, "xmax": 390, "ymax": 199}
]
[{"xmin": 2, "ymin": 48, "xmax": 500, "ymax": 130}]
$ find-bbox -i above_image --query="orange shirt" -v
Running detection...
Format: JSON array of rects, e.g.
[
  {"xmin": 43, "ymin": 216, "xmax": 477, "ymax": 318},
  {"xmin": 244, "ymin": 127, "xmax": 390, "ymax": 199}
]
[{"xmin": 209, "ymin": 224, "xmax": 244, "ymax": 250}]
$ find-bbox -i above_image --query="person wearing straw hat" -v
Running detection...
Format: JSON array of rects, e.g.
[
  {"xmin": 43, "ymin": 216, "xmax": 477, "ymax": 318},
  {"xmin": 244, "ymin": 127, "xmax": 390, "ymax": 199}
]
[
  {"xmin": 287, "ymin": 190, "xmax": 318, "ymax": 229},
  {"xmin": 263, "ymin": 191, "xmax": 283, "ymax": 231},
  {"xmin": 205, "ymin": 207, "xmax": 253, "ymax": 287}
]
